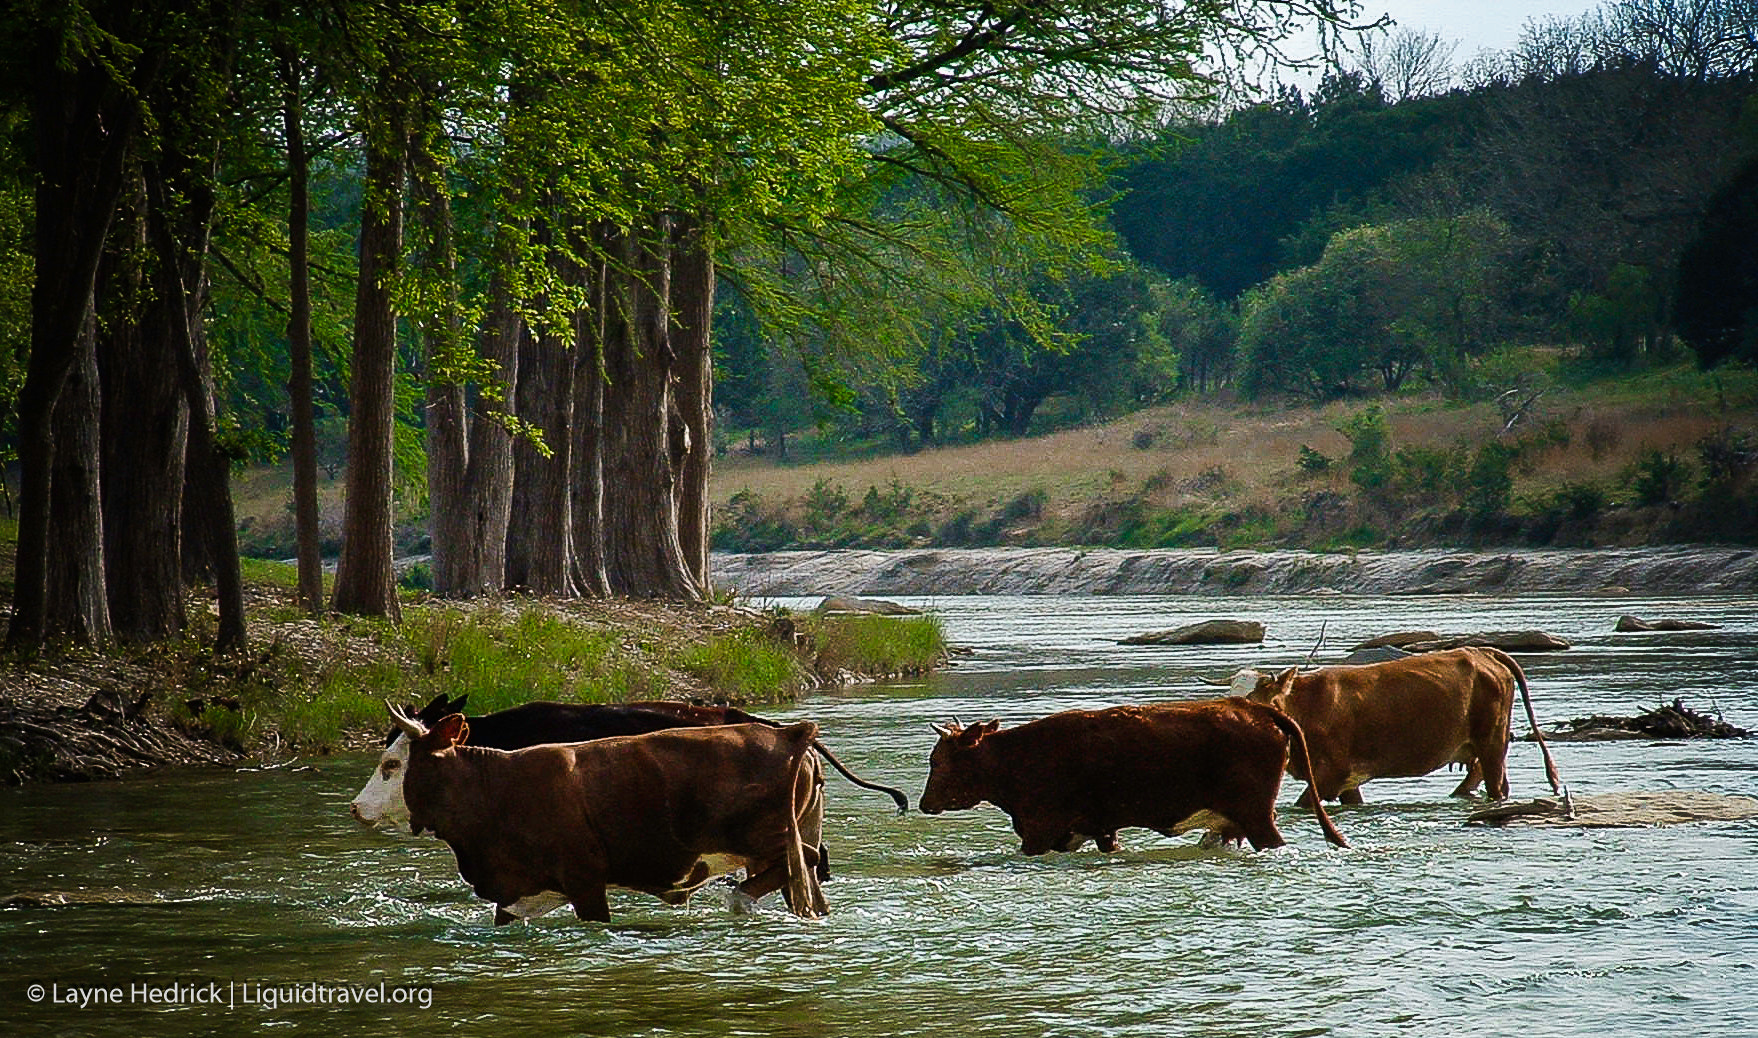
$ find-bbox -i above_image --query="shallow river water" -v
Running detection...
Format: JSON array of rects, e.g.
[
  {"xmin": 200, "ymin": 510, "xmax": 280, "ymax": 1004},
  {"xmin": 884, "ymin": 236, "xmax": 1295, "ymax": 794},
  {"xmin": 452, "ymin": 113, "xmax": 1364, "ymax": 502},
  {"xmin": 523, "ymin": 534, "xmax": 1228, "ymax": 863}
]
[{"xmin": 3, "ymin": 592, "xmax": 1756, "ymax": 1037}]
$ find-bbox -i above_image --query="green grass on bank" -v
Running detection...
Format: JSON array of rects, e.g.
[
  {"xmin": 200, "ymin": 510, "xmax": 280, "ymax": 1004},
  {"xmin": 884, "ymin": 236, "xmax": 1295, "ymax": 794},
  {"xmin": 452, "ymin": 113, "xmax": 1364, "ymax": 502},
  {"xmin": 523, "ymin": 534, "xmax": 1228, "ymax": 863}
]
[{"xmin": 151, "ymin": 596, "xmax": 947, "ymax": 755}]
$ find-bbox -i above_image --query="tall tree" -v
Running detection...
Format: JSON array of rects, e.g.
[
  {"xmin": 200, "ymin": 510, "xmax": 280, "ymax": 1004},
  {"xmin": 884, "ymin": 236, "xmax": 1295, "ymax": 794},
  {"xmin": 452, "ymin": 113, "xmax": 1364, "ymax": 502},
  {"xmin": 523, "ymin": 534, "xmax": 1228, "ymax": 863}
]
[
  {"xmin": 6, "ymin": 3, "xmax": 156, "ymax": 650},
  {"xmin": 330, "ymin": 54, "xmax": 408, "ymax": 619},
  {"xmin": 278, "ymin": 35, "xmax": 326, "ymax": 616}
]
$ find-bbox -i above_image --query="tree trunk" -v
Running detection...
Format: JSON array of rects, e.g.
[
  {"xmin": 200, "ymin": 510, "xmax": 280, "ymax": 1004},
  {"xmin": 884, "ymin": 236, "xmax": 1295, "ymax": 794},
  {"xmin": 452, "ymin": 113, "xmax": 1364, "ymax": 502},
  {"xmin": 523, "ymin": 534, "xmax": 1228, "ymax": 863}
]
[
  {"xmin": 7, "ymin": 33, "xmax": 144, "ymax": 651},
  {"xmin": 411, "ymin": 117, "xmax": 471, "ymax": 599},
  {"xmin": 143, "ymin": 156, "xmax": 245, "ymax": 651},
  {"xmin": 505, "ymin": 295, "xmax": 577, "ymax": 595},
  {"xmin": 97, "ymin": 181, "xmax": 189, "ymax": 641},
  {"xmin": 280, "ymin": 43, "xmax": 325, "ymax": 616},
  {"xmin": 601, "ymin": 218, "xmax": 702, "ymax": 600},
  {"xmin": 332, "ymin": 86, "xmax": 407, "ymax": 620},
  {"xmin": 45, "ymin": 308, "xmax": 112, "ymax": 644},
  {"xmin": 452, "ymin": 259, "xmax": 520, "ymax": 596},
  {"xmin": 570, "ymin": 227, "xmax": 611, "ymax": 598},
  {"xmin": 670, "ymin": 215, "xmax": 714, "ymax": 591}
]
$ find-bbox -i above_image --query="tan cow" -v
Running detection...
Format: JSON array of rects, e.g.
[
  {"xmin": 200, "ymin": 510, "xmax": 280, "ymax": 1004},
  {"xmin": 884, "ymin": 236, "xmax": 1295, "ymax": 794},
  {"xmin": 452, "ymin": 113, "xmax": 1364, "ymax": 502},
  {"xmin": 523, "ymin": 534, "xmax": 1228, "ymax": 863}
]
[
  {"xmin": 363, "ymin": 708, "xmax": 828, "ymax": 924},
  {"xmin": 1229, "ymin": 646, "xmax": 1562, "ymax": 804}
]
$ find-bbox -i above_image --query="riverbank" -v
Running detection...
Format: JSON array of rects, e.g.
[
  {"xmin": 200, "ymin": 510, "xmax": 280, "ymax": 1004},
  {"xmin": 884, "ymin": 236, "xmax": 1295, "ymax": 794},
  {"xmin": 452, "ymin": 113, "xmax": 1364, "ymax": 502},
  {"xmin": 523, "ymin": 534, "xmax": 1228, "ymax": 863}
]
[
  {"xmin": 0, "ymin": 580, "xmax": 948, "ymax": 785},
  {"xmin": 713, "ymin": 545, "xmax": 1758, "ymax": 597}
]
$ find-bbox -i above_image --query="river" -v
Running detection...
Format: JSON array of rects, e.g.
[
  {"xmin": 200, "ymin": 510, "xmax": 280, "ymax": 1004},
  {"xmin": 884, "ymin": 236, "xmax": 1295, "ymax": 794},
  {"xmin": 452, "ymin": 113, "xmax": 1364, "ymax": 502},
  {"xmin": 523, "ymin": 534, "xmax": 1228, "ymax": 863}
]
[{"xmin": 3, "ymin": 591, "xmax": 1755, "ymax": 1037}]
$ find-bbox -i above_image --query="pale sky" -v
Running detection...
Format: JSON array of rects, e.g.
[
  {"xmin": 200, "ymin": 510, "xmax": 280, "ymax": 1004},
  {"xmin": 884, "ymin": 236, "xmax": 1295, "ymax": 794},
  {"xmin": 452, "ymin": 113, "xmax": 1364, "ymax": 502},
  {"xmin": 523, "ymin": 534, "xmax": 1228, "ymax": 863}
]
[{"xmin": 1359, "ymin": 1, "xmax": 1607, "ymax": 63}]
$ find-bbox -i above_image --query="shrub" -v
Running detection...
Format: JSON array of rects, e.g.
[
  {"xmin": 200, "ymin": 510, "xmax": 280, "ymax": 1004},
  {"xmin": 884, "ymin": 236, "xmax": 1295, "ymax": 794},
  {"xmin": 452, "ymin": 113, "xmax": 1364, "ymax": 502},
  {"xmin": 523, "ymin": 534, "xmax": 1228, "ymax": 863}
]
[
  {"xmin": 1627, "ymin": 448, "xmax": 1694, "ymax": 506},
  {"xmin": 1296, "ymin": 445, "xmax": 1332, "ymax": 475},
  {"xmin": 1390, "ymin": 445, "xmax": 1458, "ymax": 501},
  {"xmin": 1337, "ymin": 405, "xmax": 1392, "ymax": 490},
  {"xmin": 1698, "ymin": 427, "xmax": 1757, "ymax": 487},
  {"xmin": 802, "ymin": 479, "xmax": 850, "ymax": 531},
  {"xmin": 1000, "ymin": 488, "xmax": 1047, "ymax": 522},
  {"xmin": 1465, "ymin": 441, "xmax": 1519, "ymax": 517}
]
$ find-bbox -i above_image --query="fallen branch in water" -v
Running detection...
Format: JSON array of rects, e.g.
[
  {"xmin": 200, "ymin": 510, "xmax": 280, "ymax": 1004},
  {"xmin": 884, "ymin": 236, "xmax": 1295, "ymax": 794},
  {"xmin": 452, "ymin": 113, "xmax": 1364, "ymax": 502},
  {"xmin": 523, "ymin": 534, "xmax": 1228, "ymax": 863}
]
[{"xmin": 1527, "ymin": 697, "xmax": 1751, "ymax": 741}]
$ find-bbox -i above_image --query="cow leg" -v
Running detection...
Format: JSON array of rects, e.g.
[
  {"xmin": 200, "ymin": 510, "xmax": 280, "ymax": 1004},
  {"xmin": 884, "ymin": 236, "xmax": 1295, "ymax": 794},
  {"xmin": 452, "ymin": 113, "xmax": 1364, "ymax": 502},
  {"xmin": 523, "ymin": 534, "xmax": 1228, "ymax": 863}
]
[
  {"xmin": 738, "ymin": 858, "xmax": 787, "ymax": 903},
  {"xmin": 814, "ymin": 843, "xmax": 830, "ymax": 882},
  {"xmin": 1339, "ymin": 787, "xmax": 1365, "ymax": 805},
  {"xmin": 1095, "ymin": 832, "xmax": 1119, "ymax": 853},
  {"xmin": 1450, "ymin": 760, "xmax": 1485, "ymax": 797},
  {"xmin": 569, "ymin": 885, "xmax": 612, "ymax": 923},
  {"xmin": 1481, "ymin": 751, "xmax": 1510, "ymax": 801},
  {"xmin": 1237, "ymin": 808, "xmax": 1287, "ymax": 852}
]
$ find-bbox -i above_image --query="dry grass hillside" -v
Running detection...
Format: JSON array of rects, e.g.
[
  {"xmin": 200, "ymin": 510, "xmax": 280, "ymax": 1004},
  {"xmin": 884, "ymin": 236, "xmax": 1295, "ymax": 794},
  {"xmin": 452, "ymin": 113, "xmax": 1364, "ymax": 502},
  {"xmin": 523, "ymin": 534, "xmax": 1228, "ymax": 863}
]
[{"xmin": 709, "ymin": 362, "xmax": 1758, "ymax": 551}]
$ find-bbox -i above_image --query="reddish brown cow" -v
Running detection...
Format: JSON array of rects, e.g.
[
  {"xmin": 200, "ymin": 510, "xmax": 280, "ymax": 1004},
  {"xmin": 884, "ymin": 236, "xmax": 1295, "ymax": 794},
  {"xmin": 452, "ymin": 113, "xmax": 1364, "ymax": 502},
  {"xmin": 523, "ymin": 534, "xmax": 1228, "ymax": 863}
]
[
  {"xmin": 382, "ymin": 709, "xmax": 828, "ymax": 924},
  {"xmin": 1230, "ymin": 646, "xmax": 1562, "ymax": 804},
  {"xmin": 918, "ymin": 698, "xmax": 1349, "ymax": 853}
]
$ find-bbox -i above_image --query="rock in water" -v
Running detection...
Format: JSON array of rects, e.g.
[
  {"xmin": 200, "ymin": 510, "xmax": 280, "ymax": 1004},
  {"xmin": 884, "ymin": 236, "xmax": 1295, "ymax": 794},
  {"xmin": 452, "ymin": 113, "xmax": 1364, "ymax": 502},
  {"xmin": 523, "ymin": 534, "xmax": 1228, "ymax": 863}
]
[
  {"xmin": 1614, "ymin": 614, "xmax": 1722, "ymax": 632},
  {"xmin": 1120, "ymin": 619, "xmax": 1265, "ymax": 645},
  {"xmin": 1467, "ymin": 791, "xmax": 1758, "ymax": 828},
  {"xmin": 1400, "ymin": 630, "xmax": 1572, "ymax": 652},
  {"xmin": 815, "ymin": 596, "xmax": 922, "ymax": 615}
]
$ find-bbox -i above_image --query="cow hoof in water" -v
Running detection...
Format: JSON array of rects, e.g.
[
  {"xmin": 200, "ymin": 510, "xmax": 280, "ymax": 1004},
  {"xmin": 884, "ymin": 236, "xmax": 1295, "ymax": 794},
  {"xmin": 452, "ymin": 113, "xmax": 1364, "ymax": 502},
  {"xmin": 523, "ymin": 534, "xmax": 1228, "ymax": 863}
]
[{"xmin": 725, "ymin": 888, "xmax": 762, "ymax": 915}]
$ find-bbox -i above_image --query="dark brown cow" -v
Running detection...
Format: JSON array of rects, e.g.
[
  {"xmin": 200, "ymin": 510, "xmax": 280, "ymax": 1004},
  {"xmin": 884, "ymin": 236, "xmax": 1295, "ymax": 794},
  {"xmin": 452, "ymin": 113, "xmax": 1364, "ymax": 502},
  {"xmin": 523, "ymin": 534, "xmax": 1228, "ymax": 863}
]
[
  {"xmin": 374, "ymin": 708, "xmax": 828, "ymax": 924},
  {"xmin": 1230, "ymin": 646, "xmax": 1562, "ymax": 804},
  {"xmin": 918, "ymin": 698, "xmax": 1349, "ymax": 853}
]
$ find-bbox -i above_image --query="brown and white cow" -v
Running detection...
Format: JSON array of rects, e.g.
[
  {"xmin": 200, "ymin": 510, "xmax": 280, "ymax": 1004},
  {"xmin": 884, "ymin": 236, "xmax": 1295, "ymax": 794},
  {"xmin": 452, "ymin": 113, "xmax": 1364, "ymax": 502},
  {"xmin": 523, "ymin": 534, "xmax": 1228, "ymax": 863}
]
[
  {"xmin": 918, "ymin": 698, "xmax": 1349, "ymax": 853},
  {"xmin": 1228, "ymin": 646, "xmax": 1562, "ymax": 804},
  {"xmin": 357, "ymin": 707, "xmax": 828, "ymax": 924}
]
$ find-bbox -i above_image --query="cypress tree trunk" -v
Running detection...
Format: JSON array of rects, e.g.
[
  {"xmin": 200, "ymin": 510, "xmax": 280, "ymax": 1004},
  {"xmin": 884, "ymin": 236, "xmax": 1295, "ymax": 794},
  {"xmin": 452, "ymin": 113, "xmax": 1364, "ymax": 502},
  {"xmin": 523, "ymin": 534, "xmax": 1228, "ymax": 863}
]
[
  {"xmin": 279, "ymin": 42, "xmax": 325, "ymax": 616},
  {"xmin": 411, "ymin": 121, "xmax": 470, "ymax": 598},
  {"xmin": 569, "ymin": 227, "xmax": 610, "ymax": 598},
  {"xmin": 601, "ymin": 217, "xmax": 702, "ymax": 600},
  {"xmin": 7, "ymin": 32, "xmax": 144, "ymax": 651},
  {"xmin": 332, "ymin": 84, "xmax": 407, "ymax": 620},
  {"xmin": 504, "ymin": 297, "xmax": 577, "ymax": 595},
  {"xmin": 45, "ymin": 309, "xmax": 112, "ymax": 644},
  {"xmin": 669, "ymin": 214, "xmax": 715, "ymax": 591},
  {"xmin": 450, "ymin": 257, "xmax": 520, "ymax": 596},
  {"xmin": 97, "ymin": 183, "xmax": 189, "ymax": 641},
  {"xmin": 144, "ymin": 158, "xmax": 245, "ymax": 651}
]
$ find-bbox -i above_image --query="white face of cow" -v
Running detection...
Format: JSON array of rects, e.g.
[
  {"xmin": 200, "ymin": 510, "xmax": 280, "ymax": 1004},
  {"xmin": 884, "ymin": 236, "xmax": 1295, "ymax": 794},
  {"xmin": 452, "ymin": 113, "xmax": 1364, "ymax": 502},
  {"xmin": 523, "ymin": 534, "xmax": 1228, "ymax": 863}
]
[{"xmin": 349, "ymin": 733, "xmax": 412, "ymax": 829}]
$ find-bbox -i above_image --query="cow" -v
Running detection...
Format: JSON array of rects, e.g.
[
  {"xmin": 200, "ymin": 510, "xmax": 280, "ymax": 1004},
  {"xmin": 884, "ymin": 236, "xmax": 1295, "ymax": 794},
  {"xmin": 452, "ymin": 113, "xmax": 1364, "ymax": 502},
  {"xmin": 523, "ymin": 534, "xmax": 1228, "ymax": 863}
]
[
  {"xmin": 1227, "ymin": 645, "xmax": 1563, "ymax": 805},
  {"xmin": 357, "ymin": 706, "xmax": 828, "ymax": 924},
  {"xmin": 360, "ymin": 694, "xmax": 908, "ymax": 816},
  {"xmin": 918, "ymin": 698, "xmax": 1349, "ymax": 854}
]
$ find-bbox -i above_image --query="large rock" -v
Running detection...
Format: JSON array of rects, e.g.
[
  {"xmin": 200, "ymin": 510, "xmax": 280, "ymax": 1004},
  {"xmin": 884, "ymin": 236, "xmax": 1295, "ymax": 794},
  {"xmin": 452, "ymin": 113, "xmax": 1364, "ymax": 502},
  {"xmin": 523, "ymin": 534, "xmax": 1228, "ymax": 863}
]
[
  {"xmin": 1614, "ymin": 614, "xmax": 1722, "ymax": 632},
  {"xmin": 1339, "ymin": 645, "xmax": 1414, "ymax": 665},
  {"xmin": 1349, "ymin": 631, "xmax": 1441, "ymax": 651},
  {"xmin": 814, "ymin": 596, "xmax": 923, "ymax": 616},
  {"xmin": 1399, "ymin": 630, "xmax": 1572, "ymax": 652},
  {"xmin": 1120, "ymin": 619, "xmax": 1265, "ymax": 645}
]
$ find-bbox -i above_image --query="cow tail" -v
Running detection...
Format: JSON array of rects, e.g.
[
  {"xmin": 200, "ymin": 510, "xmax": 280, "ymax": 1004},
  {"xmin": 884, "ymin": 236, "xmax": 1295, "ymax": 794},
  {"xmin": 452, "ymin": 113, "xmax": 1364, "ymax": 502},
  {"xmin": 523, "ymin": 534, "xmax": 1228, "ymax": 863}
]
[
  {"xmin": 745, "ymin": 710, "xmax": 909, "ymax": 814},
  {"xmin": 1264, "ymin": 706, "xmax": 1350, "ymax": 849},
  {"xmin": 783, "ymin": 723, "xmax": 828, "ymax": 919},
  {"xmin": 1483, "ymin": 646, "xmax": 1562, "ymax": 795},
  {"xmin": 813, "ymin": 740, "xmax": 910, "ymax": 815}
]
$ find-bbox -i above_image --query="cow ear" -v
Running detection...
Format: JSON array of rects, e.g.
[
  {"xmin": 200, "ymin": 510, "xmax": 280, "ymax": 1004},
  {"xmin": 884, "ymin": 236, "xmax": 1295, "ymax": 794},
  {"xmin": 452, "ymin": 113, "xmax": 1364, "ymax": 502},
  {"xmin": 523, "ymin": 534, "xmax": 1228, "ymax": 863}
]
[
  {"xmin": 1275, "ymin": 667, "xmax": 1298, "ymax": 687},
  {"xmin": 432, "ymin": 713, "xmax": 470, "ymax": 747},
  {"xmin": 960, "ymin": 720, "xmax": 1000, "ymax": 746}
]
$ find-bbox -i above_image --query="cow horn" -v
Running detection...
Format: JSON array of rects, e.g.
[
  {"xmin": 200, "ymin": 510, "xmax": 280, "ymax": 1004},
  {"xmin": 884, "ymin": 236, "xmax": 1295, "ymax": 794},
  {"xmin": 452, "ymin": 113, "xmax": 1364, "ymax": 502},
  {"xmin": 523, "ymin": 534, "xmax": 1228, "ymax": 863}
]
[
  {"xmin": 1198, "ymin": 674, "xmax": 1234, "ymax": 687},
  {"xmin": 387, "ymin": 701, "xmax": 426, "ymax": 739},
  {"xmin": 931, "ymin": 723, "xmax": 954, "ymax": 738}
]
